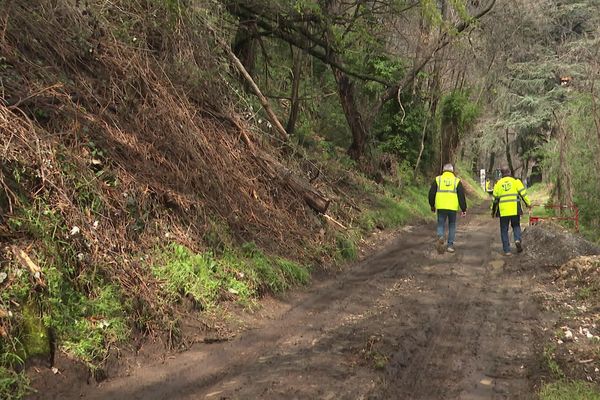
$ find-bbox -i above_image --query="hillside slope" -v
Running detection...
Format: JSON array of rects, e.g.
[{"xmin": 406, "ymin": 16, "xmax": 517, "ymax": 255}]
[{"xmin": 0, "ymin": 1, "xmax": 442, "ymax": 397}]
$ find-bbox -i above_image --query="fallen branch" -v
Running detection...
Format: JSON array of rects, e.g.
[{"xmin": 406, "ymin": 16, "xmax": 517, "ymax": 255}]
[
  {"xmin": 206, "ymin": 109, "xmax": 331, "ymax": 214},
  {"xmin": 12, "ymin": 246, "xmax": 45, "ymax": 287},
  {"xmin": 256, "ymin": 150, "xmax": 331, "ymax": 214},
  {"xmin": 322, "ymin": 213, "xmax": 346, "ymax": 229},
  {"xmin": 211, "ymin": 28, "xmax": 289, "ymax": 142}
]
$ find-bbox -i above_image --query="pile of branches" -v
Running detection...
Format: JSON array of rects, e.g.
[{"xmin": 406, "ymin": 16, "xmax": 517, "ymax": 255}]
[{"xmin": 0, "ymin": 0, "xmax": 324, "ymax": 334}]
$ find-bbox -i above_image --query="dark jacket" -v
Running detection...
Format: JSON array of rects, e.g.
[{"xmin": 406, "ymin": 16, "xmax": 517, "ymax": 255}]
[{"xmin": 428, "ymin": 179, "xmax": 467, "ymax": 212}]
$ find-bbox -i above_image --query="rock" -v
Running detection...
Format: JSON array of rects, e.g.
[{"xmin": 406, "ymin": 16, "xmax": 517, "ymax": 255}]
[{"xmin": 564, "ymin": 330, "xmax": 574, "ymax": 341}]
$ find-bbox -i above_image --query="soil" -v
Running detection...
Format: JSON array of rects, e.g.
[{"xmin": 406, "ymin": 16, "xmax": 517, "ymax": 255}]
[{"xmin": 27, "ymin": 209, "xmax": 590, "ymax": 400}]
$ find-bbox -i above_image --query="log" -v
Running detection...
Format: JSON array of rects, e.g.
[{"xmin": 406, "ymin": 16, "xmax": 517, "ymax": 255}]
[
  {"xmin": 256, "ymin": 150, "xmax": 330, "ymax": 214},
  {"xmin": 211, "ymin": 111, "xmax": 331, "ymax": 214}
]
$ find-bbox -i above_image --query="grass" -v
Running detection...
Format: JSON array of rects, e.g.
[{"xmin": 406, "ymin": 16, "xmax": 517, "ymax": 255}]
[
  {"xmin": 0, "ymin": 338, "xmax": 31, "ymax": 400},
  {"xmin": 526, "ymin": 182, "xmax": 551, "ymax": 205},
  {"xmin": 3, "ymin": 198, "xmax": 129, "ymax": 372},
  {"xmin": 0, "ymin": 366, "xmax": 30, "ymax": 400},
  {"xmin": 152, "ymin": 242, "xmax": 311, "ymax": 309},
  {"xmin": 543, "ymin": 344, "xmax": 564, "ymax": 379},
  {"xmin": 540, "ymin": 380, "xmax": 600, "ymax": 400},
  {"xmin": 358, "ymin": 185, "xmax": 433, "ymax": 232}
]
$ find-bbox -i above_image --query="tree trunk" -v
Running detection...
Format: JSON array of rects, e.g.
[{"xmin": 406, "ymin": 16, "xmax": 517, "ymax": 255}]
[
  {"xmin": 232, "ymin": 19, "xmax": 258, "ymax": 84},
  {"xmin": 332, "ymin": 68, "xmax": 369, "ymax": 161},
  {"xmin": 216, "ymin": 32, "xmax": 289, "ymax": 141},
  {"xmin": 505, "ymin": 128, "xmax": 515, "ymax": 176},
  {"xmin": 554, "ymin": 113, "xmax": 573, "ymax": 207},
  {"xmin": 286, "ymin": 47, "xmax": 302, "ymax": 135},
  {"xmin": 487, "ymin": 151, "xmax": 495, "ymax": 174},
  {"xmin": 441, "ymin": 122, "xmax": 458, "ymax": 165},
  {"xmin": 220, "ymin": 113, "xmax": 330, "ymax": 214},
  {"xmin": 413, "ymin": 117, "xmax": 429, "ymax": 178}
]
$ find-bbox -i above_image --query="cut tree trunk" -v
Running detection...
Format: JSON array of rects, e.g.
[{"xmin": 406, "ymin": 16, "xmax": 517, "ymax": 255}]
[{"xmin": 215, "ymin": 30, "xmax": 289, "ymax": 142}]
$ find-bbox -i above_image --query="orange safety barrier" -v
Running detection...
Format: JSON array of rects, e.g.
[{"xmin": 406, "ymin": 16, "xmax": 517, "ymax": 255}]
[{"xmin": 528, "ymin": 204, "xmax": 579, "ymax": 232}]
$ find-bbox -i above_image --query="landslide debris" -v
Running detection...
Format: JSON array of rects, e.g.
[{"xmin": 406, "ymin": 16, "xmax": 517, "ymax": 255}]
[
  {"xmin": 527, "ymin": 226, "xmax": 600, "ymax": 390},
  {"xmin": 522, "ymin": 223, "xmax": 600, "ymax": 268}
]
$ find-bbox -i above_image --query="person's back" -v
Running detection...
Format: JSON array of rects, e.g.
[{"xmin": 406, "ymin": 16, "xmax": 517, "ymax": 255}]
[
  {"xmin": 492, "ymin": 175, "xmax": 529, "ymax": 217},
  {"xmin": 428, "ymin": 164, "xmax": 467, "ymax": 253},
  {"xmin": 491, "ymin": 168, "xmax": 531, "ymax": 255}
]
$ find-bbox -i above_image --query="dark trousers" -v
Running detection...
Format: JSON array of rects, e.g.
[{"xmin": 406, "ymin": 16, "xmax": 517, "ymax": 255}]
[
  {"xmin": 437, "ymin": 210, "xmax": 457, "ymax": 245},
  {"xmin": 500, "ymin": 215, "xmax": 522, "ymax": 253}
]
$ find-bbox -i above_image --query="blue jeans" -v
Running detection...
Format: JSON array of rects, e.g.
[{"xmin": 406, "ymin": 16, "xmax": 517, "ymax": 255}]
[
  {"xmin": 437, "ymin": 210, "xmax": 457, "ymax": 246},
  {"xmin": 500, "ymin": 215, "xmax": 522, "ymax": 252}
]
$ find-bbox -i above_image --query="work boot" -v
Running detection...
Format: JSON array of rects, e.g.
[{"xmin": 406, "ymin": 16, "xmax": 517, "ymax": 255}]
[
  {"xmin": 515, "ymin": 240, "xmax": 523, "ymax": 253},
  {"xmin": 447, "ymin": 246, "xmax": 455, "ymax": 253},
  {"xmin": 436, "ymin": 237, "xmax": 445, "ymax": 253}
]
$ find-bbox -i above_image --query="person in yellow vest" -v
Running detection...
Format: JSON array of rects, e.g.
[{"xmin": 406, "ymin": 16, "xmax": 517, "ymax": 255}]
[
  {"xmin": 492, "ymin": 167, "xmax": 531, "ymax": 256},
  {"xmin": 428, "ymin": 163, "xmax": 467, "ymax": 253},
  {"xmin": 485, "ymin": 178, "xmax": 492, "ymax": 194}
]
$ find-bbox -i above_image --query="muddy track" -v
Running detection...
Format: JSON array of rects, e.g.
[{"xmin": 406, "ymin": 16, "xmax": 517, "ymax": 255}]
[{"xmin": 34, "ymin": 210, "xmax": 542, "ymax": 400}]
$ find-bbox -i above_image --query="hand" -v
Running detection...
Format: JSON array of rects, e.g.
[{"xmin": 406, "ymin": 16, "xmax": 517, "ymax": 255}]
[
  {"xmin": 431, "ymin": 207, "xmax": 436, "ymax": 213},
  {"xmin": 461, "ymin": 211, "xmax": 467, "ymax": 217}
]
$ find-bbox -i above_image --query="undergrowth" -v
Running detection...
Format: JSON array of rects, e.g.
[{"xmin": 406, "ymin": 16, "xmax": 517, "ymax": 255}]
[
  {"xmin": 0, "ymin": 338, "xmax": 31, "ymax": 400},
  {"xmin": 358, "ymin": 185, "xmax": 433, "ymax": 231},
  {"xmin": 152, "ymin": 242, "xmax": 311, "ymax": 309},
  {"xmin": 2, "ymin": 197, "xmax": 129, "ymax": 372},
  {"xmin": 539, "ymin": 380, "xmax": 600, "ymax": 400}
]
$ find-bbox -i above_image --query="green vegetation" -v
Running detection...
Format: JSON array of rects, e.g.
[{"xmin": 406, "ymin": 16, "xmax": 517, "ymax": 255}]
[
  {"xmin": 358, "ymin": 186, "xmax": 433, "ymax": 232},
  {"xmin": 540, "ymin": 380, "xmax": 600, "ymax": 400},
  {"xmin": 543, "ymin": 344, "xmax": 564, "ymax": 379},
  {"xmin": 152, "ymin": 242, "xmax": 311, "ymax": 308},
  {"xmin": 0, "ymin": 366, "xmax": 30, "ymax": 400},
  {"xmin": 3, "ymin": 198, "xmax": 129, "ymax": 371}
]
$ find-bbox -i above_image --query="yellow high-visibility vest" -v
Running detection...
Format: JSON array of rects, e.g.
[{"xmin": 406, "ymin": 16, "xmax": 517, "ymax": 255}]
[
  {"xmin": 435, "ymin": 172, "xmax": 460, "ymax": 211},
  {"xmin": 492, "ymin": 176, "xmax": 531, "ymax": 217}
]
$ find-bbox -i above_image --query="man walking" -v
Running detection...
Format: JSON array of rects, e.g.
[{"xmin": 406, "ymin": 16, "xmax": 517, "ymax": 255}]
[
  {"xmin": 429, "ymin": 164, "xmax": 467, "ymax": 253},
  {"xmin": 492, "ymin": 167, "xmax": 531, "ymax": 256}
]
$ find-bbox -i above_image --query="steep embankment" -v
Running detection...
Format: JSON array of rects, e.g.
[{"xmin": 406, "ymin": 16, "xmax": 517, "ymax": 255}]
[{"xmin": 0, "ymin": 2, "xmax": 438, "ymax": 397}]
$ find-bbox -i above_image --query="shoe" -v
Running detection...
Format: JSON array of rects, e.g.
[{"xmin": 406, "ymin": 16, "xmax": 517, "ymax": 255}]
[
  {"xmin": 447, "ymin": 246, "xmax": 455, "ymax": 253},
  {"xmin": 436, "ymin": 237, "xmax": 445, "ymax": 253},
  {"xmin": 504, "ymin": 252, "xmax": 512, "ymax": 257},
  {"xmin": 515, "ymin": 241, "xmax": 523, "ymax": 253}
]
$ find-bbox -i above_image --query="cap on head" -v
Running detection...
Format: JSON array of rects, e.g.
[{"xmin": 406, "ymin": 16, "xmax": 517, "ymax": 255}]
[{"xmin": 442, "ymin": 163, "xmax": 454, "ymax": 173}]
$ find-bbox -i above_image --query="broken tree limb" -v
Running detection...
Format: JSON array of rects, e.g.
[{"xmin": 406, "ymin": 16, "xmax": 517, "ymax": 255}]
[
  {"xmin": 322, "ymin": 214, "xmax": 346, "ymax": 229},
  {"xmin": 212, "ymin": 29, "xmax": 289, "ymax": 142},
  {"xmin": 12, "ymin": 246, "xmax": 45, "ymax": 287},
  {"xmin": 208, "ymin": 110, "xmax": 331, "ymax": 214}
]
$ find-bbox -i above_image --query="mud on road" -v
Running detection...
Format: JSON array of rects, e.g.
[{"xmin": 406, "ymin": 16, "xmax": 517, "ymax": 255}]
[{"xmin": 32, "ymin": 211, "xmax": 547, "ymax": 400}]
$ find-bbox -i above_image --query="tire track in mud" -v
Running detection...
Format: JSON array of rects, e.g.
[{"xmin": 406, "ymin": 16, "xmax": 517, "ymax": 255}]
[{"xmin": 43, "ymin": 211, "xmax": 541, "ymax": 400}]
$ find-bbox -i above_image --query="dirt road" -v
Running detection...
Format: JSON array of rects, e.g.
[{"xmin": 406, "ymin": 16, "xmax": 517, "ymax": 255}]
[{"xmin": 36, "ymin": 210, "xmax": 544, "ymax": 399}]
